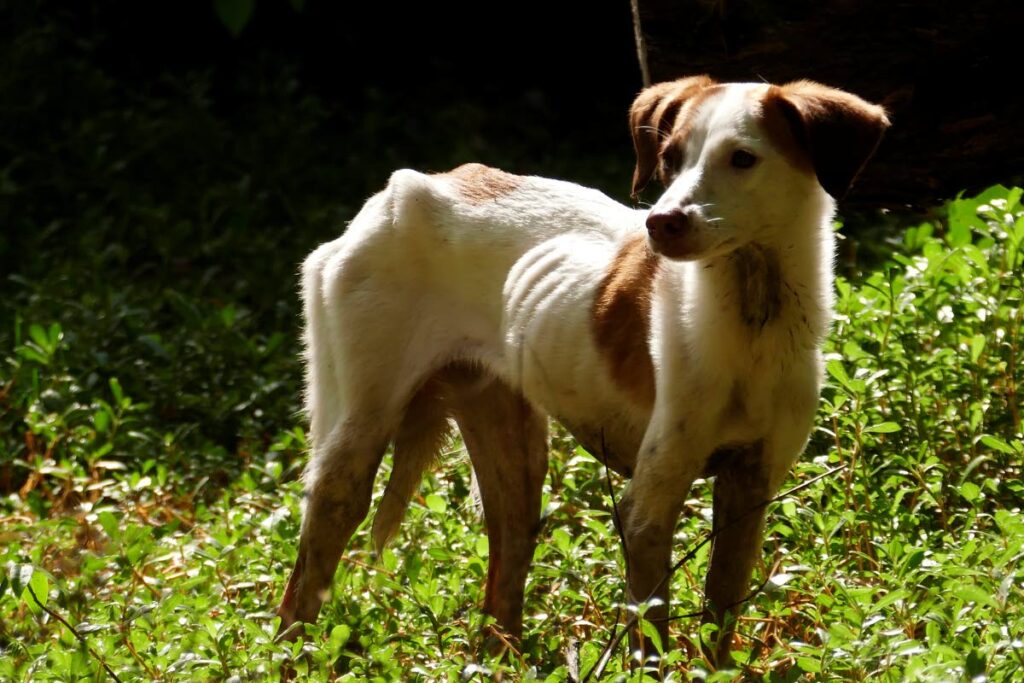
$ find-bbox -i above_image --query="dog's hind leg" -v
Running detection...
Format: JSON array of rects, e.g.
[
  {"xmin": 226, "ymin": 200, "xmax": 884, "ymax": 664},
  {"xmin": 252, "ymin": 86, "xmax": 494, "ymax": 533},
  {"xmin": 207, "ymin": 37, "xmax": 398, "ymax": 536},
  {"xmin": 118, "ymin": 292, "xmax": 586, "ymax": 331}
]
[
  {"xmin": 449, "ymin": 372, "xmax": 548, "ymax": 642},
  {"xmin": 277, "ymin": 416, "xmax": 392, "ymax": 635},
  {"xmin": 278, "ymin": 231, "xmax": 415, "ymax": 636},
  {"xmin": 701, "ymin": 442, "xmax": 771, "ymax": 666},
  {"xmin": 371, "ymin": 377, "xmax": 453, "ymax": 553}
]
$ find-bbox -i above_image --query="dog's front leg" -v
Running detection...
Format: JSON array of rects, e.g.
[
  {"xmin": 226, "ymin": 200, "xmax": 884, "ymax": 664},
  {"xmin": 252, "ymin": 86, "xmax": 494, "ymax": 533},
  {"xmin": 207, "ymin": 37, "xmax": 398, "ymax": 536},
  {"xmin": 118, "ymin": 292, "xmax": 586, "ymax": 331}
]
[
  {"xmin": 700, "ymin": 441, "xmax": 771, "ymax": 667},
  {"xmin": 701, "ymin": 419, "xmax": 811, "ymax": 667},
  {"xmin": 619, "ymin": 423, "xmax": 711, "ymax": 667}
]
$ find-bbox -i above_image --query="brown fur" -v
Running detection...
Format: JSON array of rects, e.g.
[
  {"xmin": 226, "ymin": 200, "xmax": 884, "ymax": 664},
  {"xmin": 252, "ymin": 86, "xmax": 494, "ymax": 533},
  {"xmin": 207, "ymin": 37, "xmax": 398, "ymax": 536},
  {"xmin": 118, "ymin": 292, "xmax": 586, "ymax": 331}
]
[
  {"xmin": 629, "ymin": 75, "xmax": 716, "ymax": 198},
  {"xmin": 754, "ymin": 90, "xmax": 816, "ymax": 174},
  {"xmin": 669, "ymin": 84, "xmax": 726, "ymax": 152},
  {"xmin": 440, "ymin": 163, "xmax": 522, "ymax": 203},
  {"xmin": 592, "ymin": 234, "xmax": 660, "ymax": 407},
  {"xmin": 371, "ymin": 375, "xmax": 453, "ymax": 552},
  {"xmin": 732, "ymin": 244, "xmax": 783, "ymax": 328},
  {"xmin": 762, "ymin": 81, "xmax": 890, "ymax": 198}
]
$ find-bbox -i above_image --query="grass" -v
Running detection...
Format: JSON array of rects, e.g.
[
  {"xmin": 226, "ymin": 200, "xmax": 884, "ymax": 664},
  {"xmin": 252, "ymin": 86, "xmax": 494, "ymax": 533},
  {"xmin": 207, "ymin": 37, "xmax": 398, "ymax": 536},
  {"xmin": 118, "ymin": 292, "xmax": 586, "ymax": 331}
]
[{"xmin": 2, "ymin": 185, "xmax": 1022, "ymax": 681}]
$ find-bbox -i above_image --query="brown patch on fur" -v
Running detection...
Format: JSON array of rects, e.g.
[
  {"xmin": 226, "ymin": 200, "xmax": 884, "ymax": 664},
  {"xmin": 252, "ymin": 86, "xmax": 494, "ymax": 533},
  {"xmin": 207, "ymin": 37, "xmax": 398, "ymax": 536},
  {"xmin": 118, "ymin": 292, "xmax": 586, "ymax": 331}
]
[
  {"xmin": 592, "ymin": 234, "xmax": 661, "ymax": 406},
  {"xmin": 439, "ymin": 163, "xmax": 522, "ymax": 204},
  {"xmin": 670, "ymin": 84, "xmax": 726, "ymax": 147},
  {"xmin": 755, "ymin": 91, "xmax": 815, "ymax": 175},
  {"xmin": 702, "ymin": 440, "xmax": 762, "ymax": 478},
  {"xmin": 629, "ymin": 75, "xmax": 716, "ymax": 198},
  {"xmin": 760, "ymin": 81, "xmax": 890, "ymax": 198},
  {"xmin": 732, "ymin": 244, "xmax": 783, "ymax": 328}
]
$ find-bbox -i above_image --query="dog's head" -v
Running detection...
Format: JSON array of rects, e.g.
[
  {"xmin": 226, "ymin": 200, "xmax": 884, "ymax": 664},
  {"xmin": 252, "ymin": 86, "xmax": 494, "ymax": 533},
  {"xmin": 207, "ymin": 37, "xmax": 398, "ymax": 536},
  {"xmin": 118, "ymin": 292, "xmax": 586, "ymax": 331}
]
[{"xmin": 630, "ymin": 77, "xmax": 890, "ymax": 260}]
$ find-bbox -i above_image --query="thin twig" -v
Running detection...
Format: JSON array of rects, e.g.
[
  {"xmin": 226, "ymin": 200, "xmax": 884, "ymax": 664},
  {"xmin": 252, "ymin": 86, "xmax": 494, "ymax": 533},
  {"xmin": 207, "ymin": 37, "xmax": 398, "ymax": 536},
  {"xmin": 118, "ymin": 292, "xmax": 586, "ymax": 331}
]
[
  {"xmin": 582, "ymin": 463, "xmax": 846, "ymax": 682},
  {"xmin": 599, "ymin": 430, "xmax": 629, "ymax": 572},
  {"xmin": 26, "ymin": 584, "xmax": 124, "ymax": 683},
  {"xmin": 122, "ymin": 629, "xmax": 160, "ymax": 680},
  {"xmin": 587, "ymin": 431, "xmax": 630, "ymax": 677}
]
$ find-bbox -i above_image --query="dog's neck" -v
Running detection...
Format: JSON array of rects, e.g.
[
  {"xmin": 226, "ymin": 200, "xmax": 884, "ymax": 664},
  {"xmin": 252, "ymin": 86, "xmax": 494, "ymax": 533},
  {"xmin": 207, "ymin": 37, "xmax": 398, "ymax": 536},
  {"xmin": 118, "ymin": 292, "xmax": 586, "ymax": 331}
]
[
  {"xmin": 682, "ymin": 211, "xmax": 836, "ymax": 343},
  {"xmin": 727, "ymin": 243, "xmax": 785, "ymax": 328}
]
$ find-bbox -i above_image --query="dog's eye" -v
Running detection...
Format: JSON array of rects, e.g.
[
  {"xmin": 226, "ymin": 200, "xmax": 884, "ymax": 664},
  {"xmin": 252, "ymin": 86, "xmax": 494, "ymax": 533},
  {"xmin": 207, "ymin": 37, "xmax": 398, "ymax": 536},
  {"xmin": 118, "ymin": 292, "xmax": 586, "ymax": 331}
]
[
  {"xmin": 661, "ymin": 146, "xmax": 684, "ymax": 174},
  {"xmin": 730, "ymin": 150, "xmax": 758, "ymax": 169}
]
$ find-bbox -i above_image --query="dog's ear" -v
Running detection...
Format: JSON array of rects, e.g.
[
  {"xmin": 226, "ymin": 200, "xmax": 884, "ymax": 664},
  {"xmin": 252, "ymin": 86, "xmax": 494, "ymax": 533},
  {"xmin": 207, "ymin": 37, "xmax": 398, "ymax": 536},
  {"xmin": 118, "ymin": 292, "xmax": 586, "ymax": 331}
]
[
  {"xmin": 766, "ymin": 81, "xmax": 890, "ymax": 199},
  {"xmin": 629, "ymin": 75, "xmax": 716, "ymax": 200}
]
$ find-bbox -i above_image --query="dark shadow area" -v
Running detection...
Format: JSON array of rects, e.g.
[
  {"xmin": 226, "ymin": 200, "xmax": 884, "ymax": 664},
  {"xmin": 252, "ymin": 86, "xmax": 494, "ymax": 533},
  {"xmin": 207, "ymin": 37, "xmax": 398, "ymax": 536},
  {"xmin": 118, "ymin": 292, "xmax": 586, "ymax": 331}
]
[
  {"xmin": 636, "ymin": 0, "xmax": 1024, "ymax": 209},
  {"xmin": 0, "ymin": 0, "xmax": 642, "ymax": 478}
]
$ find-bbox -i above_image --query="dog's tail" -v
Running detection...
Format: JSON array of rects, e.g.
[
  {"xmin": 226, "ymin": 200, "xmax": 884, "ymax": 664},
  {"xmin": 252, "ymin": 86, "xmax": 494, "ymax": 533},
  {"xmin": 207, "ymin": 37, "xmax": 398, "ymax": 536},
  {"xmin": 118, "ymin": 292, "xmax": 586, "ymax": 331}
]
[{"xmin": 371, "ymin": 379, "xmax": 453, "ymax": 553}]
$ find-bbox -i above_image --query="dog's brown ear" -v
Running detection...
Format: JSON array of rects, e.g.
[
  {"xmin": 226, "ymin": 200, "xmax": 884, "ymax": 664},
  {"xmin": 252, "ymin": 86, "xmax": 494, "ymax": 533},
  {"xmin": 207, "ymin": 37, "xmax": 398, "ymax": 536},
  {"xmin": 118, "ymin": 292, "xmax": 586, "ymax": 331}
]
[
  {"xmin": 629, "ymin": 75, "xmax": 716, "ymax": 200},
  {"xmin": 766, "ymin": 80, "xmax": 890, "ymax": 199}
]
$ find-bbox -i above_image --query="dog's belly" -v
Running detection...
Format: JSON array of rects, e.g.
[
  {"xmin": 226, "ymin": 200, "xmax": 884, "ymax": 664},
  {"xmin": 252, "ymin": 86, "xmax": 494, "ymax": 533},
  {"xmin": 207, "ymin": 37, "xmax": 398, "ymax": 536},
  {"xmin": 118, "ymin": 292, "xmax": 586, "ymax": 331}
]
[
  {"xmin": 495, "ymin": 235, "xmax": 650, "ymax": 473},
  {"xmin": 558, "ymin": 416, "xmax": 645, "ymax": 476}
]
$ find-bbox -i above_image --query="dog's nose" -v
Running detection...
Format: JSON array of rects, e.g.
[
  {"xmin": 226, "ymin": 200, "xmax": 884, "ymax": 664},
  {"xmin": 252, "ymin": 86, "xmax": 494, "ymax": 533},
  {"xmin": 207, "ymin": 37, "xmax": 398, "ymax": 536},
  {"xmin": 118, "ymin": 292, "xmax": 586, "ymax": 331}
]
[{"xmin": 646, "ymin": 209, "xmax": 690, "ymax": 239}]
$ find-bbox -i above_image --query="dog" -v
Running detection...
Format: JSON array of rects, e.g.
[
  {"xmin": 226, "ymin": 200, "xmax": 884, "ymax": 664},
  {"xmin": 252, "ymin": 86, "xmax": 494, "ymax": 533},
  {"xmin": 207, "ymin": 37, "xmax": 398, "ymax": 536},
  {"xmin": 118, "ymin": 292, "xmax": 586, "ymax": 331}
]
[{"xmin": 276, "ymin": 76, "xmax": 889, "ymax": 667}]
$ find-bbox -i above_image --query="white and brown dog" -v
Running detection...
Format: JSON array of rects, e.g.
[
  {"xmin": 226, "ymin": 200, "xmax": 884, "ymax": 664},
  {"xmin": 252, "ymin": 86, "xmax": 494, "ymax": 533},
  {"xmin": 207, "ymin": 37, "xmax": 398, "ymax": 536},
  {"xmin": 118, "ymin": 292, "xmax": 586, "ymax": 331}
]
[{"xmin": 277, "ymin": 76, "xmax": 889, "ymax": 665}]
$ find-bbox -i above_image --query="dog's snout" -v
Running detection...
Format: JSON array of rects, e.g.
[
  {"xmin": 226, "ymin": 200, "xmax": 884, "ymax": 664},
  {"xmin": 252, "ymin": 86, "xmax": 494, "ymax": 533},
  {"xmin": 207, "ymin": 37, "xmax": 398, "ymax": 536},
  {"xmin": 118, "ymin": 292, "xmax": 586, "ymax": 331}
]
[{"xmin": 646, "ymin": 209, "xmax": 690, "ymax": 240}]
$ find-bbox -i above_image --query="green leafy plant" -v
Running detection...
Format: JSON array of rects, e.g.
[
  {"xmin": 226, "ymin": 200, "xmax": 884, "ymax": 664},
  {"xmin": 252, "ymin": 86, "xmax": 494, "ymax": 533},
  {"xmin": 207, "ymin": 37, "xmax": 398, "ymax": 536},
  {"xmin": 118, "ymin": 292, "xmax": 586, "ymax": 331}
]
[{"xmin": 2, "ymin": 186, "xmax": 1021, "ymax": 681}]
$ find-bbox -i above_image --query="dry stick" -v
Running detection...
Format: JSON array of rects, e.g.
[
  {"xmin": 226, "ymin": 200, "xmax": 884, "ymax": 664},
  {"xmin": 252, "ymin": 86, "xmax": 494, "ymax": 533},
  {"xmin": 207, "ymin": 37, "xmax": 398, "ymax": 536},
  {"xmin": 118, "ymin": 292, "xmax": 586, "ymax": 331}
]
[
  {"xmin": 26, "ymin": 584, "xmax": 125, "ymax": 683},
  {"xmin": 582, "ymin": 463, "xmax": 847, "ymax": 682},
  {"xmin": 629, "ymin": 0, "xmax": 651, "ymax": 88},
  {"xmin": 566, "ymin": 637, "xmax": 581, "ymax": 683}
]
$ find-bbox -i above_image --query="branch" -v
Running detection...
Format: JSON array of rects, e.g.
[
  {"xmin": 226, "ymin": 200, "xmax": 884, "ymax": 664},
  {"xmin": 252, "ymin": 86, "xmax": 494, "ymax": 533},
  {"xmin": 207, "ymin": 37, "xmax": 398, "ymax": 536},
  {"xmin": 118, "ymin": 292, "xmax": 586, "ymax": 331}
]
[{"xmin": 26, "ymin": 584, "xmax": 124, "ymax": 683}]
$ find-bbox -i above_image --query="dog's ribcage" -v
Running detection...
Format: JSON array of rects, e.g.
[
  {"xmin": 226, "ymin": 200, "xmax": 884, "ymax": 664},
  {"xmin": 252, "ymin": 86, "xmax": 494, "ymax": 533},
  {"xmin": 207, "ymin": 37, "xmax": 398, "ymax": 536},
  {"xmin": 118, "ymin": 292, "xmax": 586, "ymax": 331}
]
[{"xmin": 346, "ymin": 170, "xmax": 651, "ymax": 459}]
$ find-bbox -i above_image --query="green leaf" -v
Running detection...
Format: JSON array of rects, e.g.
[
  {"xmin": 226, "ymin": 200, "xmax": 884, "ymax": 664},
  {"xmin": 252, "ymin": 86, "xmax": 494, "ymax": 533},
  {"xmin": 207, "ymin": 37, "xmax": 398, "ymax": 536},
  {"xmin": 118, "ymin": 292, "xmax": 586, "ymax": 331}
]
[
  {"xmin": 1006, "ymin": 186, "xmax": 1022, "ymax": 213},
  {"xmin": 826, "ymin": 360, "xmax": 857, "ymax": 394},
  {"xmin": 110, "ymin": 377, "xmax": 124, "ymax": 406},
  {"xmin": 47, "ymin": 322, "xmax": 62, "ymax": 348},
  {"xmin": 23, "ymin": 569, "xmax": 49, "ymax": 611},
  {"xmin": 796, "ymin": 656, "xmax": 822, "ymax": 673},
  {"xmin": 966, "ymin": 648, "xmax": 987, "ymax": 677},
  {"xmin": 980, "ymin": 434, "xmax": 1015, "ymax": 454},
  {"xmin": 960, "ymin": 481, "xmax": 980, "ymax": 503},
  {"xmin": 970, "ymin": 334, "xmax": 986, "ymax": 362},
  {"xmin": 28, "ymin": 323, "xmax": 49, "ymax": 351},
  {"xmin": 947, "ymin": 194, "xmax": 985, "ymax": 246},
  {"xmin": 329, "ymin": 624, "xmax": 351, "ymax": 652},
  {"xmin": 954, "ymin": 584, "xmax": 997, "ymax": 608},
  {"xmin": 97, "ymin": 511, "xmax": 120, "ymax": 540},
  {"xmin": 93, "ymin": 407, "xmax": 110, "ymax": 433},
  {"xmin": 864, "ymin": 421, "xmax": 901, "ymax": 434},
  {"xmin": 551, "ymin": 528, "xmax": 572, "ymax": 553},
  {"xmin": 214, "ymin": 0, "xmax": 254, "ymax": 36},
  {"xmin": 10, "ymin": 564, "xmax": 34, "ymax": 596},
  {"xmin": 15, "ymin": 344, "xmax": 48, "ymax": 365},
  {"xmin": 639, "ymin": 619, "xmax": 664, "ymax": 654},
  {"xmin": 424, "ymin": 494, "xmax": 446, "ymax": 514}
]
